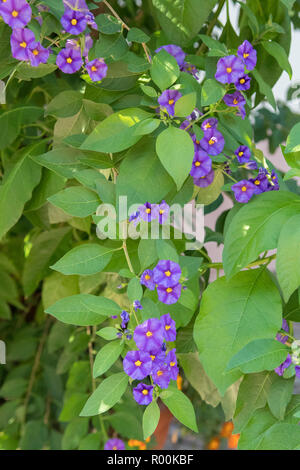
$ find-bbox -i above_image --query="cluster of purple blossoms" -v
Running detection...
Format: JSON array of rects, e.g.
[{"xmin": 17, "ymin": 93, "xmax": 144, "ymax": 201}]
[
  {"xmin": 275, "ymin": 320, "xmax": 300, "ymax": 378},
  {"xmin": 123, "ymin": 315, "xmax": 179, "ymax": 405},
  {"xmin": 231, "ymin": 167, "xmax": 279, "ymax": 203},
  {"xmin": 56, "ymin": 46, "xmax": 108, "ymax": 81},
  {"xmin": 113, "ymin": 310, "xmax": 132, "ymax": 340},
  {"xmin": 104, "ymin": 438, "xmax": 125, "ymax": 450},
  {"xmin": 129, "ymin": 200, "xmax": 170, "ymax": 225},
  {"xmin": 216, "ymin": 40, "xmax": 257, "ymax": 120},
  {"xmin": 141, "ymin": 260, "xmax": 182, "ymax": 305},
  {"xmin": 155, "ymin": 44, "xmax": 200, "ymax": 81}
]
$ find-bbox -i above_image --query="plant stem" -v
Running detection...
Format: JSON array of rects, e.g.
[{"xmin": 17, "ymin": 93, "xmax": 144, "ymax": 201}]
[
  {"xmin": 196, "ymin": 0, "xmax": 226, "ymax": 55},
  {"xmin": 122, "ymin": 240, "xmax": 135, "ymax": 274},
  {"xmin": 203, "ymin": 253, "xmax": 276, "ymax": 270}
]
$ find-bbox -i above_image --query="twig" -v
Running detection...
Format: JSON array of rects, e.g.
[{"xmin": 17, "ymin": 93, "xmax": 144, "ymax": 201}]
[{"xmin": 202, "ymin": 253, "xmax": 277, "ymax": 270}]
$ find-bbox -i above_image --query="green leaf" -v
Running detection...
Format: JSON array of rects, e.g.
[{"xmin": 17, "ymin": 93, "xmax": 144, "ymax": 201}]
[
  {"xmin": 0, "ymin": 145, "xmax": 43, "ymax": 240},
  {"xmin": 143, "ymin": 400, "xmax": 160, "ymax": 440},
  {"xmin": 22, "ymin": 227, "xmax": 71, "ymax": 297},
  {"xmin": 285, "ymin": 122, "xmax": 300, "ymax": 154},
  {"xmin": 156, "ymin": 126, "xmax": 194, "ymax": 190},
  {"xmin": 277, "ymin": 214, "xmax": 300, "ymax": 301},
  {"xmin": 238, "ymin": 407, "xmax": 277, "ymax": 450},
  {"xmin": 267, "ymin": 374, "xmax": 294, "ymax": 420},
  {"xmin": 156, "ymin": 239, "xmax": 179, "ymax": 263},
  {"xmin": 262, "ymin": 41, "xmax": 292, "ymax": 79},
  {"xmin": 223, "ymin": 191, "xmax": 300, "ymax": 278},
  {"xmin": 16, "ymin": 63, "xmax": 57, "ymax": 79},
  {"xmin": 80, "ymin": 108, "xmax": 153, "ymax": 153},
  {"xmin": 127, "ymin": 277, "xmax": 143, "ymax": 302},
  {"xmin": 0, "ymin": 106, "xmax": 43, "ymax": 149},
  {"xmin": 95, "ymin": 14, "xmax": 122, "ymax": 34},
  {"xmin": 226, "ymin": 339, "xmax": 289, "ymax": 374},
  {"xmin": 280, "ymin": 0, "xmax": 296, "ymax": 10},
  {"xmin": 93, "ymin": 341, "xmax": 124, "ymax": 377},
  {"xmin": 174, "ymin": 92, "xmax": 196, "ymax": 117},
  {"xmin": 51, "ymin": 243, "xmax": 117, "ymax": 275},
  {"xmin": 48, "ymin": 187, "xmax": 100, "ymax": 218},
  {"xmin": 256, "ymin": 423, "xmax": 300, "ymax": 450},
  {"xmin": 138, "ymin": 239, "xmax": 158, "ymax": 270},
  {"xmin": 252, "ymin": 69, "xmax": 277, "ymax": 111},
  {"xmin": 201, "ymin": 79, "xmax": 226, "ymax": 106},
  {"xmin": 127, "ymin": 27, "xmax": 150, "ymax": 43},
  {"xmin": 46, "ymin": 91, "xmax": 83, "ymax": 118},
  {"xmin": 80, "ymin": 372, "xmax": 128, "ymax": 416},
  {"xmin": 160, "ymin": 388, "xmax": 198, "ymax": 433},
  {"xmin": 194, "ymin": 268, "xmax": 282, "ymax": 394},
  {"xmin": 94, "ymin": 33, "xmax": 128, "ymax": 60},
  {"xmin": 150, "ymin": 49, "xmax": 180, "ymax": 91},
  {"xmin": 46, "ymin": 294, "xmax": 120, "ymax": 326},
  {"xmin": 199, "ymin": 34, "xmax": 227, "ymax": 54},
  {"xmin": 196, "ymin": 168, "xmax": 224, "ymax": 205},
  {"xmin": 96, "ymin": 327, "xmax": 118, "ymax": 341},
  {"xmin": 19, "ymin": 421, "xmax": 48, "ymax": 450}
]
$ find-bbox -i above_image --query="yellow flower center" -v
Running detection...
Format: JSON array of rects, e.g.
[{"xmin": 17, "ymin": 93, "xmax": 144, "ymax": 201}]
[
  {"xmin": 150, "ymin": 355, "xmax": 155, "ymax": 360},
  {"xmin": 33, "ymin": 49, "xmax": 39, "ymax": 56},
  {"xmin": 91, "ymin": 65, "xmax": 97, "ymax": 72},
  {"xmin": 12, "ymin": 10, "xmax": 18, "ymax": 17},
  {"xmin": 164, "ymin": 270, "xmax": 171, "ymax": 277},
  {"xmin": 195, "ymin": 161, "xmax": 201, "ymax": 167},
  {"xmin": 145, "ymin": 274, "xmax": 150, "ymax": 280},
  {"xmin": 226, "ymin": 67, "xmax": 232, "ymax": 73},
  {"xmin": 113, "ymin": 446, "xmax": 117, "ymax": 450},
  {"xmin": 71, "ymin": 19, "xmax": 78, "ymax": 25},
  {"xmin": 233, "ymin": 99, "xmax": 238, "ymax": 105},
  {"xmin": 157, "ymin": 370, "xmax": 163, "ymax": 376},
  {"xmin": 204, "ymin": 123, "xmax": 211, "ymax": 129},
  {"xmin": 159, "ymin": 209, "xmax": 164, "ymax": 214},
  {"xmin": 241, "ymin": 186, "xmax": 247, "ymax": 192},
  {"xmin": 165, "ymin": 325, "xmax": 171, "ymax": 330},
  {"xmin": 20, "ymin": 41, "xmax": 27, "ymax": 48},
  {"xmin": 145, "ymin": 208, "xmax": 151, "ymax": 214},
  {"xmin": 170, "ymin": 361, "xmax": 175, "ymax": 367},
  {"xmin": 168, "ymin": 99, "xmax": 174, "ymax": 105},
  {"xmin": 135, "ymin": 360, "xmax": 142, "ymax": 366},
  {"xmin": 243, "ymin": 53, "xmax": 249, "ymax": 58},
  {"xmin": 238, "ymin": 151, "xmax": 244, "ymax": 157},
  {"xmin": 166, "ymin": 287, "xmax": 173, "ymax": 293},
  {"xmin": 146, "ymin": 331, "xmax": 152, "ymax": 337},
  {"xmin": 142, "ymin": 389, "xmax": 148, "ymax": 395},
  {"xmin": 208, "ymin": 139, "xmax": 215, "ymax": 145},
  {"xmin": 240, "ymin": 78, "xmax": 245, "ymax": 84},
  {"xmin": 66, "ymin": 58, "xmax": 73, "ymax": 64},
  {"xmin": 254, "ymin": 180, "xmax": 260, "ymax": 185},
  {"xmin": 195, "ymin": 140, "xmax": 200, "ymax": 144}
]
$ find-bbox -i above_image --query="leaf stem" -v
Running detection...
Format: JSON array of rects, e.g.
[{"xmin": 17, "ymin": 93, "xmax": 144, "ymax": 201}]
[
  {"xmin": 196, "ymin": 0, "xmax": 227, "ymax": 55},
  {"xmin": 202, "ymin": 253, "xmax": 276, "ymax": 270}
]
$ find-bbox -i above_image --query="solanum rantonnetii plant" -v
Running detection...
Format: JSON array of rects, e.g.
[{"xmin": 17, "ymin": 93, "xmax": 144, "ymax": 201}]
[{"xmin": 0, "ymin": 0, "xmax": 300, "ymax": 451}]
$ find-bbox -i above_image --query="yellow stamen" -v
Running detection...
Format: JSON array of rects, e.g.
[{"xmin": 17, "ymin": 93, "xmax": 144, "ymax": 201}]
[
  {"xmin": 142, "ymin": 389, "xmax": 148, "ymax": 395},
  {"xmin": 66, "ymin": 58, "xmax": 73, "ymax": 64},
  {"xmin": 145, "ymin": 274, "xmax": 150, "ymax": 280},
  {"xmin": 204, "ymin": 123, "xmax": 211, "ymax": 129},
  {"xmin": 195, "ymin": 161, "xmax": 201, "ymax": 167},
  {"xmin": 226, "ymin": 67, "xmax": 232, "ymax": 73},
  {"xmin": 164, "ymin": 270, "xmax": 171, "ymax": 277},
  {"xmin": 12, "ymin": 10, "xmax": 18, "ymax": 17},
  {"xmin": 243, "ymin": 53, "xmax": 249, "ymax": 58},
  {"xmin": 157, "ymin": 370, "xmax": 163, "ymax": 376},
  {"xmin": 168, "ymin": 99, "xmax": 174, "ymax": 105},
  {"xmin": 195, "ymin": 140, "xmax": 200, "ymax": 144},
  {"xmin": 71, "ymin": 18, "xmax": 78, "ymax": 25},
  {"xmin": 91, "ymin": 65, "xmax": 97, "ymax": 72},
  {"xmin": 113, "ymin": 446, "xmax": 117, "ymax": 450},
  {"xmin": 238, "ymin": 151, "xmax": 243, "ymax": 157},
  {"xmin": 241, "ymin": 186, "xmax": 247, "ymax": 192},
  {"xmin": 240, "ymin": 78, "xmax": 245, "ymax": 84},
  {"xmin": 170, "ymin": 361, "xmax": 175, "ymax": 367},
  {"xmin": 135, "ymin": 360, "xmax": 142, "ymax": 366},
  {"xmin": 32, "ymin": 49, "xmax": 39, "ymax": 56},
  {"xmin": 166, "ymin": 287, "xmax": 173, "ymax": 293},
  {"xmin": 20, "ymin": 41, "xmax": 27, "ymax": 48},
  {"xmin": 146, "ymin": 331, "xmax": 152, "ymax": 337},
  {"xmin": 165, "ymin": 325, "xmax": 171, "ymax": 330},
  {"xmin": 159, "ymin": 209, "xmax": 164, "ymax": 214},
  {"xmin": 150, "ymin": 355, "xmax": 155, "ymax": 361},
  {"xmin": 233, "ymin": 99, "xmax": 238, "ymax": 105},
  {"xmin": 254, "ymin": 180, "xmax": 260, "ymax": 185},
  {"xmin": 145, "ymin": 208, "xmax": 151, "ymax": 214},
  {"xmin": 208, "ymin": 139, "xmax": 215, "ymax": 145}
]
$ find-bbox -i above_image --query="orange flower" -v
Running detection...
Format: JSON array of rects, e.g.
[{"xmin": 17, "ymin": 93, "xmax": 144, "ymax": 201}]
[
  {"xmin": 207, "ymin": 437, "xmax": 220, "ymax": 450},
  {"xmin": 220, "ymin": 421, "xmax": 234, "ymax": 438},
  {"xmin": 228, "ymin": 433, "xmax": 240, "ymax": 449},
  {"xmin": 176, "ymin": 375, "xmax": 183, "ymax": 390},
  {"xmin": 139, "ymin": 443, "xmax": 147, "ymax": 450},
  {"xmin": 145, "ymin": 437, "xmax": 151, "ymax": 443}
]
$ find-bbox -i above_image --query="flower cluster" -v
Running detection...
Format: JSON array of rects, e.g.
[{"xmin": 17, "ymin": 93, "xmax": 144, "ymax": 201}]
[
  {"xmin": 216, "ymin": 40, "xmax": 257, "ymax": 120},
  {"xmin": 129, "ymin": 200, "xmax": 170, "ymax": 225},
  {"xmin": 123, "ymin": 315, "xmax": 179, "ymax": 405},
  {"xmin": 1, "ymin": 0, "xmax": 107, "ymax": 81},
  {"xmin": 155, "ymin": 44, "xmax": 201, "ymax": 80},
  {"xmin": 232, "ymin": 167, "xmax": 279, "ymax": 203},
  {"xmin": 275, "ymin": 321, "xmax": 300, "ymax": 378},
  {"xmin": 141, "ymin": 260, "xmax": 182, "ymax": 305}
]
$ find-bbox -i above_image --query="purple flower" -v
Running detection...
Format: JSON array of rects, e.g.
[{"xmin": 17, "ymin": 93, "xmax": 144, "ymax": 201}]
[
  {"xmin": 231, "ymin": 179, "xmax": 256, "ymax": 203},
  {"xmin": 104, "ymin": 438, "xmax": 125, "ymax": 450},
  {"xmin": 223, "ymin": 91, "xmax": 246, "ymax": 120},
  {"xmin": 151, "ymin": 363, "xmax": 171, "ymax": 389},
  {"xmin": 244, "ymin": 160, "xmax": 258, "ymax": 170},
  {"xmin": 157, "ymin": 283, "xmax": 182, "ymax": 305},
  {"xmin": 276, "ymin": 319, "xmax": 289, "ymax": 344},
  {"xmin": 86, "ymin": 58, "xmax": 108, "ymax": 82},
  {"xmin": 237, "ymin": 40, "xmax": 257, "ymax": 71},
  {"xmin": 133, "ymin": 318, "xmax": 164, "ymax": 352},
  {"xmin": 121, "ymin": 310, "xmax": 130, "ymax": 329},
  {"xmin": 133, "ymin": 300, "xmax": 143, "ymax": 311},
  {"xmin": 181, "ymin": 62, "xmax": 200, "ymax": 80},
  {"xmin": 201, "ymin": 118, "xmax": 218, "ymax": 131},
  {"xmin": 155, "ymin": 44, "xmax": 186, "ymax": 67},
  {"xmin": 111, "ymin": 315, "xmax": 118, "ymax": 319},
  {"xmin": 138, "ymin": 202, "xmax": 159, "ymax": 222},
  {"xmin": 133, "ymin": 383, "xmax": 153, "ymax": 405},
  {"xmin": 129, "ymin": 210, "xmax": 140, "ymax": 224},
  {"xmin": 63, "ymin": 0, "xmax": 88, "ymax": 10},
  {"xmin": 61, "ymin": 8, "xmax": 87, "ymax": 35},
  {"xmin": 190, "ymin": 150, "xmax": 212, "ymax": 179},
  {"xmin": 215, "ymin": 55, "xmax": 245, "ymax": 84},
  {"xmin": 249, "ymin": 168, "xmax": 270, "ymax": 194},
  {"xmin": 56, "ymin": 47, "xmax": 83, "ymax": 74},
  {"xmin": 0, "ymin": 0, "xmax": 32, "ymax": 28},
  {"xmin": 149, "ymin": 349, "xmax": 166, "ymax": 367},
  {"xmin": 275, "ymin": 353, "xmax": 292, "ymax": 377},
  {"xmin": 191, "ymin": 134, "xmax": 202, "ymax": 151},
  {"xmin": 158, "ymin": 200, "xmax": 169, "ymax": 224},
  {"xmin": 270, "ymin": 170, "xmax": 279, "ymax": 190},
  {"xmin": 10, "ymin": 28, "xmax": 34, "ymax": 61},
  {"xmin": 85, "ymin": 11, "xmax": 97, "ymax": 30},
  {"xmin": 200, "ymin": 128, "xmax": 225, "ymax": 156},
  {"xmin": 153, "ymin": 260, "xmax": 181, "ymax": 288},
  {"xmin": 123, "ymin": 350, "xmax": 152, "ymax": 380},
  {"xmin": 193, "ymin": 169, "xmax": 215, "ymax": 188},
  {"xmin": 161, "ymin": 314, "xmax": 176, "ymax": 342},
  {"xmin": 235, "ymin": 145, "xmax": 251, "ymax": 163},
  {"xmin": 140, "ymin": 269, "xmax": 155, "ymax": 291},
  {"xmin": 235, "ymin": 74, "xmax": 251, "ymax": 91},
  {"xmin": 158, "ymin": 89, "xmax": 182, "ymax": 117},
  {"xmin": 83, "ymin": 34, "xmax": 93, "ymax": 57},
  {"xmin": 166, "ymin": 349, "xmax": 179, "ymax": 380},
  {"xmin": 28, "ymin": 42, "xmax": 50, "ymax": 67}
]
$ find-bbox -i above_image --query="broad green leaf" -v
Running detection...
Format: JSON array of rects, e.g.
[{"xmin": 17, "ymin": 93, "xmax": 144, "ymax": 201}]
[
  {"xmin": 138, "ymin": 239, "xmax": 158, "ymax": 270},
  {"xmin": 284, "ymin": 289, "xmax": 300, "ymax": 321},
  {"xmin": 0, "ymin": 106, "xmax": 43, "ymax": 149},
  {"xmin": 277, "ymin": 214, "xmax": 300, "ymax": 302},
  {"xmin": 51, "ymin": 243, "xmax": 118, "ymax": 275},
  {"xmin": 93, "ymin": 341, "xmax": 124, "ymax": 377},
  {"xmin": 42, "ymin": 272, "xmax": 79, "ymax": 310},
  {"xmin": 201, "ymin": 79, "xmax": 226, "ymax": 106},
  {"xmin": 48, "ymin": 187, "xmax": 100, "ymax": 218},
  {"xmin": 160, "ymin": 388, "xmax": 198, "ymax": 432},
  {"xmin": 22, "ymin": 227, "xmax": 71, "ymax": 297},
  {"xmin": 61, "ymin": 417, "xmax": 89, "ymax": 450},
  {"xmin": 46, "ymin": 294, "xmax": 120, "ymax": 326},
  {"xmin": 256, "ymin": 423, "xmax": 300, "ymax": 450},
  {"xmin": 80, "ymin": 108, "xmax": 153, "ymax": 153},
  {"xmin": 94, "ymin": 33, "xmax": 128, "ymax": 60},
  {"xmin": 127, "ymin": 27, "xmax": 150, "ymax": 43},
  {"xmin": 150, "ymin": 49, "xmax": 180, "ymax": 90},
  {"xmin": 226, "ymin": 339, "xmax": 289, "ymax": 374},
  {"xmin": 156, "ymin": 239, "xmax": 178, "ymax": 263},
  {"xmin": 284, "ymin": 168, "xmax": 300, "ymax": 180},
  {"xmin": 285, "ymin": 122, "xmax": 300, "ymax": 154},
  {"xmin": 80, "ymin": 372, "xmax": 128, "ymax": 416},
  {"xmin": 127, "ymin": 277, "xmax": 143, "ymax": 302},
  {"xmin": 262, "ymin": 41, "xmax": 292, "ymax": 79},
  {"xmin": 194, "ymin": 268, "xmax": 282, "ymax": 394},
  {"xmin": 238, "ymin": 407, "xmax": 277, "ymax": 450},
  {"xmin": 196, "ymin": 169, "xmax": 224, "ymax": 205},
  {"xmin": 156, "ymin": 126, "xmax": 194, "ymax": 190},
  {"xmin": 280, "ymin": 0, "xmax": 296, "ymax": 8},
  {"xmin": 199, "ymin": 34, "xmax": 228, "ymax": 54},
  {"xmin": 267, "ymin": 374, "xmax": 294, "ymax": 420},
  {"xmin": 32, "ymin": 147, "xmax": 89, "ymax": 179},
  {"xmin": 95, "ymin": 14, "xmax": 122, "ymax": 34},
  {"xmin": 143, "ymin": 400, "xmax": 160, "ymax": 440},
  {"xmin": 0, "ymin": 145, "xmax": 43, "ymax": 240},
  {"xmin": 19, "ymin": 421, "xmax": 48, "ymax": 450},
  {"xmin": 252, "ymin": 69, "xmax": 277, "ymax": 111},
  {"xmin": 96, "ymin": 327, "xmax": 118, "ymax": 341},
  {"xmin": 223, "ymin": 191, "xmax": 300, "ymax": 278},
  {"xmin": 25, "ymin": 169, "xmax": 66, "ymax": 212},
  {"xmin": 16, "ymin": 63, "xmax": 57, "ymax": 79},
  {"xmin": 174, "ymin": 92, "xmax": 196, "ymax": 117},
  {"xmin": 46, "ymin": 91, "xmax": 83, "ymax": 118}
]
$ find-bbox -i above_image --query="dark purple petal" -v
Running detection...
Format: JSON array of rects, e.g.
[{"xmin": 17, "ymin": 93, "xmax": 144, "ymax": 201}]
[
  {"xmin": 56, "ymin": 47, "xmax": 83, "ymax": 74},
  {"xmin": 140, "ymin": 269, "xmax": 156, "ymax": 290},
  {"xmin": 0, "ymin": 0, "xmax": 32, "ymax": 28},
  {"xmin": 133, "ymin": 318, "xmax": 164, "ymax": 352},
  {"xmin": 86, "ymin": 58, "xmax": 108, "ymax": 82},
  {"xmin": 190, "ymin": 149, "xmax": 212, "ymax": 178},
  {"xmin": 231, "ymin": 179, "xmax": 256, "ymax": 203},
  {"xmin": 235, "ymin": 145, "xmax": 251, "ymax": 163},
  {"xmin": 123, "ymin": 350, "xmax": 152, "ymax": 379},
  {"xmin": 10, "ymin": 27, "xmax": 35, "ymax": 61},
  {"xmin": 153, "ymin": 260, "xmax": 182, "ymax": 288},
  {"xmin": 237, "ymin": 40, "xmax": 257, "ymax": 71},
  {"xmin": 161, "ymin": 313, "xmax": 176, "ymax": 342},
  {"xmin": 215, "ymin": 55, "xmax": 245, "ymax": 84},
  {"xmin": 133, "ymin": 383, "xmax": 153, "ymax": 405},
  {"xmin": 193, "ymin": 168, "xmax": 215, "ymax": 188},
  {"xmin": 157, "ymin": 283, "xmax": 182, "ymax": 305},
  {"xmin": 200, "ymin": 128, "xmax": 224, "ymax": 156}
]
